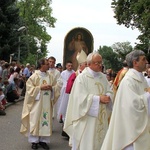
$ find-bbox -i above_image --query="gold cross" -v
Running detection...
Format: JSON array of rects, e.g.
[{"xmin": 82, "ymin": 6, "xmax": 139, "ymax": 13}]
[{"xmin": 95, "ymin": 82, "xmax": 104, "ymax": 95}]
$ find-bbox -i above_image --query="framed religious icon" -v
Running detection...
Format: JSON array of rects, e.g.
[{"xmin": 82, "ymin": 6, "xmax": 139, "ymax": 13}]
[{"xmin": 63, "ymin": 27, "xmax": 94, "ymax": 71}]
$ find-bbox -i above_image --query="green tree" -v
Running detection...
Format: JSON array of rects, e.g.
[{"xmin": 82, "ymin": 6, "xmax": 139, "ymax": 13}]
[
  {"xmin": 98, "ymin": 46, "xmax": 122, "ymax": 72},
  {"xmin": 111, "ymin": 0, "xmax": 150, "ymax": 53},
  {"xmin": 0, "ymin": 0, "xmax": 22, "ymax": 61},
  {"xmin": 17, "ymin": 0, "xmax": 56, "ymax": 64},
  {"xmin": 111, "ymin": 41, "xmax": 133, "ymax": 61}
]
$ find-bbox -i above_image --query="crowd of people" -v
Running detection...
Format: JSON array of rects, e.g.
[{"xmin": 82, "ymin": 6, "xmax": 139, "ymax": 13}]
[
  {"xmin": 1, "ymin": 49, "xmax": 150, "ymax": 150},
  {"xmin": 0, "ymin": 60, "xmax": 63, "ymax": 116},
  {"xmin": 0, "ymin": 61, "xmax": 27, "ymax": 115}
]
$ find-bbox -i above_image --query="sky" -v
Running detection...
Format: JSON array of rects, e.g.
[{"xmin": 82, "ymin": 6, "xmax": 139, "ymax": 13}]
[{"xmin": 47, "ymin": 0, "xmax": 140, "ymax": 64}]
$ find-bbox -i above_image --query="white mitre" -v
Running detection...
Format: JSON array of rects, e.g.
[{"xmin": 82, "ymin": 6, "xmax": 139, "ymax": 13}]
[{"xmin": 76, "ymin": 50, "xmax": 87, "ymax": 64}]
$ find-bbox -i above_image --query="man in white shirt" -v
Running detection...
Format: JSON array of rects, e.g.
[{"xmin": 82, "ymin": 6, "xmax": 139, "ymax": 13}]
[
  {"xmin": 64, "ymin": 52, "xmax": 113, "ymax": 150},
  {"xmin": 101, "ymin": 50, "xmax": 150, "ymax": 150}
]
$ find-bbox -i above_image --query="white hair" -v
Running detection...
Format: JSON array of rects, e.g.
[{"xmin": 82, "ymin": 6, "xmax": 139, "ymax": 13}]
[{"xmin": 86, "ymin": 52, "xmax": 101, "ymax": 65}]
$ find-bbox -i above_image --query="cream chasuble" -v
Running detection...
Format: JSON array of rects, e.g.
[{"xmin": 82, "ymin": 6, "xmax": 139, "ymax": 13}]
[
  {"xmin": 101, "ymin": 69, "xmax": 150, "ymax": 150},
  {"xmin": 64, "ymin": 67, "xmax": 113, "ymax": 150},
  {"xmin": 20, "ymin": 70, "xmax": 61, "ymax": 137}
]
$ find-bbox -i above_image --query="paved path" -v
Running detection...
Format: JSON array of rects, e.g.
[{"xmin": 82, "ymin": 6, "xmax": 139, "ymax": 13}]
[{"xmin": 0, "ymin": 100, "xmax": 70, "ymax": 150}]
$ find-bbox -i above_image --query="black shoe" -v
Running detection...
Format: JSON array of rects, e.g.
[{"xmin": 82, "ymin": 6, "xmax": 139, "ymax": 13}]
[
  {"xmin": 0, "ymin": 110, "xmax": 6, "ymax": 116},
  {"xmin": 31, "ymin": 143, "xmax": 38, "ymax": 149},
  {"xmin": 61, "ymin": 131, "xmax": 69, "ymax": 138},
  {"xmin": 39, "ymin": 142, "xmax": 49, "ymax": 150},
  {"xmin": 59, "ymin": 118, "xmax": 63, "ymax": 123}
]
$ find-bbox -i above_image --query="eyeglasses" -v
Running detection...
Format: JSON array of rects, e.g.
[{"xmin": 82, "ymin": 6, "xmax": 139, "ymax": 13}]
[{"xmin": 92, "ymin": 61, "xmax": 103, "ymax": 65}]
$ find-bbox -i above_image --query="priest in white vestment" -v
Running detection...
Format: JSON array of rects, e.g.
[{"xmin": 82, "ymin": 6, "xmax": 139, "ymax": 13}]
[
  {"xmin": 20, "ymin": 58, "xmax": 62, "ymax": 150},
  {"xmin": 101, "ymin": 50, "xmax": 150, "ymax": 150},
  {"xmin": 57, "ymin": 61, "xmax": 75, "ymax": 122},
  {"xmin": 64, "ymin": 52, "xmax": 113, "ymax": 150},
  {"xmin": 48, "ymin": 56, "xmax": 62, "ymax": 118}
]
